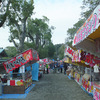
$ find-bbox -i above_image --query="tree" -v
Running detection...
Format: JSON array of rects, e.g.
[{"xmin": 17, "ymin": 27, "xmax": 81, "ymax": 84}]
[
  {"xmin": 38, "ymin": 46, "xmax": 48, "ymax": 58},
  {"xmin": 58, "ymin": 44, "xmax": 65, "ymax": 60},
  {"xmin": 47, "ymin": 43, "xmax": 55, "ymax": 58},
  {"xmin": 8, "ymin": 0, "xmax": 34, "ymax": 53},
  {"xmin": 25, "ymin": 16, "xmax": 55, "ymax": 58},
  {"xmin": 53, "ymin": 44, "xmax": 63, "ymax": 60},
  {"xmin": 5, "ymin": 46, "xmax": 17, "ymax": 58},
  {"xmin": 27, "ymin": 16, "xmax": 55, "ymax": 50}
]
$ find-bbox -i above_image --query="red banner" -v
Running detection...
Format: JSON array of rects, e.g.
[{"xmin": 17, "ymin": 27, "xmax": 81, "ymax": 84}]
[{"xmin": 3, "ymin": 49, "xmax": 39, "ymax": 73}]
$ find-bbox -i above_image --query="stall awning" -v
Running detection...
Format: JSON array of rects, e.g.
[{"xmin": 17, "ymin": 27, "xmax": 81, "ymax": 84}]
[{"xmin": 73, "ymin": 5, "xmax": 100, "ymax": 57}]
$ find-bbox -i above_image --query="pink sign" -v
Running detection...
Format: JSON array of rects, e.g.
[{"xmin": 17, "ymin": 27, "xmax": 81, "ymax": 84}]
[{"xmin": 73, "ymin": 5, "xmax": 100, "ymax": 46}]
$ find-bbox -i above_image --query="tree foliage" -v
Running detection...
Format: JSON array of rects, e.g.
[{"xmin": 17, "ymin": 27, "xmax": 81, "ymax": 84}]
[
  {"xmin": 47, "ymin": 43, "xmax": 55, "ymax": 58},
  {"xmin": 27, "ymin": 16, "xmax": 54, "ymax": 50},
  {"xmin": 25, "ymin": 16, "xmax": 55, "ymax": 59},
  {"xmin": 53, "ymin": 44, "xmax": 63, "ymax": 60},
  {"xmin": 5, "ymin": 46, "xmax": 17, "ymax": 58},
  {"xmin": 81, "ymin": 0, "xmax": 100, "ymax": 19},
  {"xmin": 58, "ymin": 44, "xmax": 65, "ymax": 60}
]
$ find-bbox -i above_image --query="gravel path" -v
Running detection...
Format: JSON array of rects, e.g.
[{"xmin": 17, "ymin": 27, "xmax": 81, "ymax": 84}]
[{"xmin": 2, "ymin": 70, "xmax": 93, "ymax": 100}]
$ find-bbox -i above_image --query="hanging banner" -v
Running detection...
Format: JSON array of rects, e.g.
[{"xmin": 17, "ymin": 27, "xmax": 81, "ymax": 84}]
[
  {"xmin": 3, "ymin": 49, "xmax": 39, "ymax": 73},
  {"xmin": 64, "ymin": 46, "xmax": 74, "ymax": 59},
  {"xmin": 73, "ymin": 5, "xmax": 100, "ymax": 46},
  {"xmin": 72, "ymin": 50, "xmax": 81, "ymax": 62}
]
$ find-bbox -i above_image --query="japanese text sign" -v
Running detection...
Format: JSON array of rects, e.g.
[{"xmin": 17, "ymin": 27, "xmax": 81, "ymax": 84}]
[
  {"xmin": 3, "ymin": 49, "xmax": 39, "ymax": 73},
  {"xmin": 73, "ymin": 5, "xmax": 100, "ymax": 46},
  {"xmin": 64, "ymin": 46, "xmax": 74, "ymax": 59}
]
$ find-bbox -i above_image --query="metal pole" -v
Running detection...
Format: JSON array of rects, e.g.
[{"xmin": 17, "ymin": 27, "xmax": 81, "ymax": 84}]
[{"xmin": 0, "ymin": 78, "xmax": 2, "ymax": 95}]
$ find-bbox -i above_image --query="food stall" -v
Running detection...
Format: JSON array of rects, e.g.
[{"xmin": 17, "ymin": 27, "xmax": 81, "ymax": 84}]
[
  {"xmin": 64, "ymin": 45, "xmax": 79, "ymax": 79},
  {"xmin": 2, "ymin": 49, "xmax": 39, "ymax": 94},
  {"xmin": 72, "ymin": 4, "xmax": 100, "ymax": 99}
]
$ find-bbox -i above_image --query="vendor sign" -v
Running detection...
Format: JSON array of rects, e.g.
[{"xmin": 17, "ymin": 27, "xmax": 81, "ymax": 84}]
[
  {"xmin": 73, "ymin": 5, "xmax": 100, "ymax": 46},
  {"xmin": 3, "ymin": 49, "xmax": 39, "ymax": 73},
  {"xmin": 72, "ymin": 50, "xmax": 81, "ymax": 62},
  {"xmin": 64, "ymin": 46, "xmax": 74, "ymax": 59}
]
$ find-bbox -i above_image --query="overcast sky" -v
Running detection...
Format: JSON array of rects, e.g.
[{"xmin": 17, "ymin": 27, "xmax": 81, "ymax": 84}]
[{"xmin": 0, "ymin": 0, "xmax": 82, "ymax": 48}]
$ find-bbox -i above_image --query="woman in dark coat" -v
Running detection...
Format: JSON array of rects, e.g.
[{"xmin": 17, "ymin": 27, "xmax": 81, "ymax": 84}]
[{"xmin": 64, "ymin": 62, "xmax": 68, "ymax": 74}]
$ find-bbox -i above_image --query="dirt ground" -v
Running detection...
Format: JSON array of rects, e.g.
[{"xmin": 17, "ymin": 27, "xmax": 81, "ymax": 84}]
[{"xmin": 2, "ymin": 69, "xmax": 93, "ymax": 100}]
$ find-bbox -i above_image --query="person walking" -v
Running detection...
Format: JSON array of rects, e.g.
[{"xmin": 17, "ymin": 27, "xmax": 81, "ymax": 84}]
[
  {"xmin": 60, "ymin": 62, "xmax": 64, "ymax": 73},
  {"xmin": 64, "ymin": 62, "xmax": 68, "ymax": 75},
  {"xmin": 57, "ymin": 61, "xmax": 60, "ymax": 73},
  {"xmin": 46, "ymin": 64, "xmax": 49, "ymax": 74},
  {"xmin": 53, "ymin": 62, "xmax": 57, "ymax": 73}
]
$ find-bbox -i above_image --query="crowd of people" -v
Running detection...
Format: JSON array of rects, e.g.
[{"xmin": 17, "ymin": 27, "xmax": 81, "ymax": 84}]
[{"xmin": 45, "ymin": 61, "xmax": 69, "ymax": 74}]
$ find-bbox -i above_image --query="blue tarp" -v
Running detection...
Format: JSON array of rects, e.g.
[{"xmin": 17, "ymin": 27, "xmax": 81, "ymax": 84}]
[
  {"xmin": 32, "ymin": 63, "xmax": 39, "ymax": 81},
  {"xmin": 81, "ymin": 86, "xmax": 93, "ymax": 97},
  {"xmin": 26, "ymin": 66, "xmax": 31, "ymax": 71}
]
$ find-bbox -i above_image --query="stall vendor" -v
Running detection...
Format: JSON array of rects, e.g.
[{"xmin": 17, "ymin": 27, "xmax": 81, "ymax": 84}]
[{"xmin": 94, "ymin": 64, "xmax": 100, "ymax": 81}]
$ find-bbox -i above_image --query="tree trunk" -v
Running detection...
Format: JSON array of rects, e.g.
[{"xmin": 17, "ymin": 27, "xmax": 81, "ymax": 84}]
[
  {"xmin": 28, "ymin": 32, "xmax": 34, "ymax": 42},
  {"xmin": 36, "ymin": 34, "xmax": 40, "ymax": 50},
  {"xmin": 19, "ymin": 19, "xmax": 26, "ymax": 53}
]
